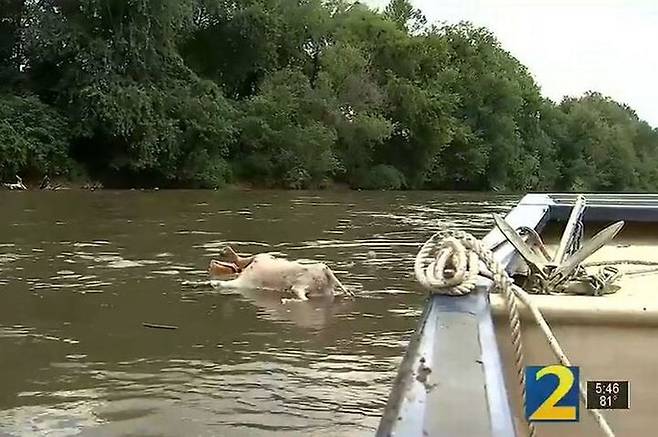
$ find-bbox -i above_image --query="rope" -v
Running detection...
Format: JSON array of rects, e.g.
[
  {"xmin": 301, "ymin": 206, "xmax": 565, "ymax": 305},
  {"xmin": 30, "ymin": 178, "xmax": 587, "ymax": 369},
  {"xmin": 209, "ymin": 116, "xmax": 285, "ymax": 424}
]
[
  {"xmin": 584, "ymin": 259, "xmax": 658, "ymax": 280},
  {"xmin": 510, "ymin": 282, "xmax": 615, "ymax": 437},
  {"xmin": 415, "ymin": 229, "xmax": 615, "ymax": 437},
  {"xmin": 414, "ymin": 231, "xmax": 480, "ymax": 295},
  {"xmin": 624, "ymin": 267, "xmax": 658, "ymax": 277},
  {"xmin": 584, "ymin": 259, "xmax": 658, "ymax": 267}
]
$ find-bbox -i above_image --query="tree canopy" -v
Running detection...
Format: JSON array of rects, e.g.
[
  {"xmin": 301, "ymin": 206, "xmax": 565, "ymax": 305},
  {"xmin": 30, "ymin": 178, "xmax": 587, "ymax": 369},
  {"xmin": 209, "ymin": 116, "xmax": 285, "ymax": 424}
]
[{"xmin": 1, "ymin": 0, "xmax": 656, "ymax": 191}]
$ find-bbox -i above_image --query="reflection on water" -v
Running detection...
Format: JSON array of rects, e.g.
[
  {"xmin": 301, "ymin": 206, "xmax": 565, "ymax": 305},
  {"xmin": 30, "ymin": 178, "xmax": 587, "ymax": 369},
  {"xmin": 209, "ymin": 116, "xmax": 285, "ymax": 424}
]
[{"xmin": 0, "ymin": 190, "xmax": 518, "ymax": 436}]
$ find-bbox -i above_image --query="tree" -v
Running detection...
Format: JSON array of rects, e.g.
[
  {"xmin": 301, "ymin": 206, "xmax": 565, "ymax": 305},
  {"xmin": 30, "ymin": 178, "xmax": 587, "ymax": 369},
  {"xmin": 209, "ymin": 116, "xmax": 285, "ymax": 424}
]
[
  {"xmin": 0, "ymin": 94, "xmax": 73, "ymax": 181},
  {"xmin": 235, "ymin": 69, "xmax": 338, "ymax": 189},
  {"xmin": 384, "ymin": 0, "xmax": 427, "ymax": 34},
  {"xmin": 556, "ymin": 92, "xmax": 655, "ymax": 191},
  {"xmin": 1, "ymin": 0, "xmax": 656, "ymax": 192},
  {"xmin": 0, "ymin": 0, "xmax": 25, "ymax": 90}
]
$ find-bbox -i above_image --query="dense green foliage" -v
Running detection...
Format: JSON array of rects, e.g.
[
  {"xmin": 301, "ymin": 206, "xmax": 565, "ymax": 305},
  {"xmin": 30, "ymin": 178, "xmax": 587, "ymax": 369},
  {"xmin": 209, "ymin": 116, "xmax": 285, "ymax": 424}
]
[{"xmin": 1, "ymin": 0, "xmax": 656, "ymax": 191}]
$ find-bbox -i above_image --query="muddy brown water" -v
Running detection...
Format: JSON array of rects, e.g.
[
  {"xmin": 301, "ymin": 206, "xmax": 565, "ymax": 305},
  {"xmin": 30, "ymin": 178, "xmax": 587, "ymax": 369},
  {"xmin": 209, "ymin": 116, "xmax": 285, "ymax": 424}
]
[{"xmin": 0, "ymin": 190, "xmax": 518, "ymax": 436}]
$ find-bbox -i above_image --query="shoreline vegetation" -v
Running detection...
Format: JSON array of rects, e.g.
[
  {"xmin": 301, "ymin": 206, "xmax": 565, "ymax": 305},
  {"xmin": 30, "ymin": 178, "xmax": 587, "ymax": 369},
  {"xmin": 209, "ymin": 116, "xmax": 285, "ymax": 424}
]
[{"xmin": 2, "ymin": 0, "xmax": 657, "ymax": 192}]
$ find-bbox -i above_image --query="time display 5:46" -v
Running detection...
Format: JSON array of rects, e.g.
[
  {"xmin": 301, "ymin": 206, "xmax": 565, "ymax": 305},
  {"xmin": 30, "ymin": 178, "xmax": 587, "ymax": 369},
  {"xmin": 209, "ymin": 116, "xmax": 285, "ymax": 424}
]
[{"xmin": 586, "ymin": 381, "xmax": 630, "ymax": 409}]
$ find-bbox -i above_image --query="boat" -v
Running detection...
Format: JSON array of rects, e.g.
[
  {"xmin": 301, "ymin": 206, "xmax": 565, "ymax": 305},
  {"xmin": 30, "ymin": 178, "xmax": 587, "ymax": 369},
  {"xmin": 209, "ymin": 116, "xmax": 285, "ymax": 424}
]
[{"xmin": 376, "ymin": 193, "xmax": 658, "ymax": 437}]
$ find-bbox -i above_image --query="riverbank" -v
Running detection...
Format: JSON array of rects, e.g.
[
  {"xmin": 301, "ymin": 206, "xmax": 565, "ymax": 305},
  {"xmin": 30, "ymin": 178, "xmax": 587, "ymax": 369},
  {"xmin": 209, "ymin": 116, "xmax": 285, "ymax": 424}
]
[
  {"xmin": 0, "ymin": 176, "xmax": 360, "ymax": 192},
  {"xmin": 0, "ymin": 176, "xmax": 646, "ymax": 195}
]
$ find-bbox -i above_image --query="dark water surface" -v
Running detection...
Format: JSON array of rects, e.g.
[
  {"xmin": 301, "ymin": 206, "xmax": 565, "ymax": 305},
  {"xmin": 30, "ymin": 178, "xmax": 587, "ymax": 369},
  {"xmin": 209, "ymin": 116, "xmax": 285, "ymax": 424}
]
[{"xmin": 0, "ymin": 190, "xmax": 518, "ymax": 436}]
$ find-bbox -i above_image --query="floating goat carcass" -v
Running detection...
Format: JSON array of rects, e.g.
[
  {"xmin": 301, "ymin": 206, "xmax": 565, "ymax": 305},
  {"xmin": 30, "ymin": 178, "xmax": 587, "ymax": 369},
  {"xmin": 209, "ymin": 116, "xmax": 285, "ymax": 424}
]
[{"xmin": 377, "ymin": 193, "xmax": 658, "ymax": 437}]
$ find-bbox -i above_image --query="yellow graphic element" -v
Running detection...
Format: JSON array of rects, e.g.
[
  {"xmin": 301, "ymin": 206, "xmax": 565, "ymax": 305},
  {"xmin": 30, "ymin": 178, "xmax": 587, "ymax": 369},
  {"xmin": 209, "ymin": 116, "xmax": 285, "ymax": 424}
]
[{"xmin": 529, "ymin": 365, "xmax": 577, "ymax": 421}]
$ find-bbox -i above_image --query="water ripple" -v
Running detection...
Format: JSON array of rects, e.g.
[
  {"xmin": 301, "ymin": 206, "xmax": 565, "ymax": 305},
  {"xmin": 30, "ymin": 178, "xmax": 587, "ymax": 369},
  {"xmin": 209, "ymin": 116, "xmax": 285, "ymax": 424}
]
[{"xmin": 0, "ymin": 191, "xmax": 515, "ymax": 436}]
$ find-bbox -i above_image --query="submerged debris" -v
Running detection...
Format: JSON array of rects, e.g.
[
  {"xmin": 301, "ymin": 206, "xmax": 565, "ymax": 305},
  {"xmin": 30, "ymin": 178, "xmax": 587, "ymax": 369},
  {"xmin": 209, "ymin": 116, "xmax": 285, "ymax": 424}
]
[
  {"xmin": 142, "ymin": 322, "xmax": 178, "ymax": 330},
  {"xmin": 3, "ymin": 175, "xmax": 26, "ymax": 190}
]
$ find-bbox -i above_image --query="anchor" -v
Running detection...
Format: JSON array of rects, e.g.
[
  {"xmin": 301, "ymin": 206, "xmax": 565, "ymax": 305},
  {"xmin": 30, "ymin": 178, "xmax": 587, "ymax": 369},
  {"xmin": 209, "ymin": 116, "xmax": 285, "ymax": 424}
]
[{"xmin": 493, "ymin": 195, "xmax": 625, "ymax": 295}]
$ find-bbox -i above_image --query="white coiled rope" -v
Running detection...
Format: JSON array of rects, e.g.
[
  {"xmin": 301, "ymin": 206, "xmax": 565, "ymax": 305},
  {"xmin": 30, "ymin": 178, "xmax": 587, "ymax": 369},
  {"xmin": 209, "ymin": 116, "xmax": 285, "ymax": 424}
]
[
  {"xmin": 415, "ymin": 234, "xmax": 480, "ymax": 295},
  {"xmin": 414, "ymin": 228, "xmax": 615, "ymax": 437}
]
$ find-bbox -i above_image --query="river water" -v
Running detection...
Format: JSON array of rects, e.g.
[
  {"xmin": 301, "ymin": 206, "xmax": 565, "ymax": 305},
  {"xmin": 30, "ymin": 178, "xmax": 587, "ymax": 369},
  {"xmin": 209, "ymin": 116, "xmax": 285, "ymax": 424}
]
[{"xmin": 0, "ymin": 190, "xmax": 518, "ymax": 436}]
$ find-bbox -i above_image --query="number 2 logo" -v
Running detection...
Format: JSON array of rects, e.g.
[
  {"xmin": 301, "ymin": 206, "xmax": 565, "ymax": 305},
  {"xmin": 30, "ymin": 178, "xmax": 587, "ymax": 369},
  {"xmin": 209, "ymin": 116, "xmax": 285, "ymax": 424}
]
[{"xmin": 525, "ymin": 365, "xmax": 580, "ymax": 422}]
